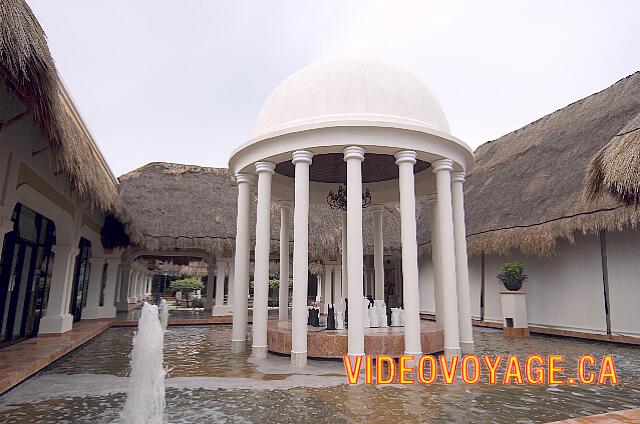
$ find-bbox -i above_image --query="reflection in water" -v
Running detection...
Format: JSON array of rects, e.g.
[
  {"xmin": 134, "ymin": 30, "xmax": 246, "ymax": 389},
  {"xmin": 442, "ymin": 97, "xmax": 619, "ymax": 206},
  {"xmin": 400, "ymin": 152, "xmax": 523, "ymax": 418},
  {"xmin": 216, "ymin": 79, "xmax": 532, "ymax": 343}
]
[{"xmin": 0, "ymin": 326, "xmax": 638, "ymax": 423}]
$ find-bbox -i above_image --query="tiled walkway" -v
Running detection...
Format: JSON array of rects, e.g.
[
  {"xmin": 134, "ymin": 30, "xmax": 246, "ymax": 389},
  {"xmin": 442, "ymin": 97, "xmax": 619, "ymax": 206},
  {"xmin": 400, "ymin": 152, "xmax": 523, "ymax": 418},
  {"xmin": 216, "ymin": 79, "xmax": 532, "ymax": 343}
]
[{"xmin": 549, "ymin": 408, "xmax": 640, "ymax": 423}]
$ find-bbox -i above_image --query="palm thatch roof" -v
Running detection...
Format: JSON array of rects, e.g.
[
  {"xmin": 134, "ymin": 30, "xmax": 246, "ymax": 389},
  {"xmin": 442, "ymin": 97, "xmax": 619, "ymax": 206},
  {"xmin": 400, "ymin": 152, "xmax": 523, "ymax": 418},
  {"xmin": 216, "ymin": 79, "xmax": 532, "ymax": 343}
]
[
  {"xmin": 584, "ymin": 111, "xmax": 640, "ymax": 205},
  {"xmin": 0, "ymin": 0, "xmax": 121, "ymax": 215},
  {"xmin": 118, "ymin": 162, "xmax": 403, "ymax": 258},
  {"xmin": 452, "ymin": 71, "xmax": 640, "ymax": 256}
]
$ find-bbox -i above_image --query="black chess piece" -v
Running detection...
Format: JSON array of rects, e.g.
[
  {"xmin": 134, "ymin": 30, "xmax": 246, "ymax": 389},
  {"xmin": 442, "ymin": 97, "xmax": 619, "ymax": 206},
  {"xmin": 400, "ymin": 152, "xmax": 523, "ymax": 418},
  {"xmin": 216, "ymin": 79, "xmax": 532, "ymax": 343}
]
[
  {"xmin": 308, "ymin": 307, "xmax": 313, "ymax": 325},
  {"xmin": 344, "ymin": 298, "xmax": 349, "ymax": 329},
  {"xmin": 386, "ymin": 305, "xmax": 392, "ymax": 327},
  {"xmin": 327, "ymin": 304, "xmax": 336, "ymax": 330},
  {"xmin": 311, "ymin": 308, "xmax": 320, "ymax": 327}
]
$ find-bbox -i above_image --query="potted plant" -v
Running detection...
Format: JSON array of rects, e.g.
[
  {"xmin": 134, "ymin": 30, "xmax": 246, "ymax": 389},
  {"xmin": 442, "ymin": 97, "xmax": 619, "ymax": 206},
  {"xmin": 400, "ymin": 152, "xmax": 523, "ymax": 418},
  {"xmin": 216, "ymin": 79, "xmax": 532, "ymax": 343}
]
[{"xmin": 497, "ymin": 261, "xmax": 527, "ymax": 291}]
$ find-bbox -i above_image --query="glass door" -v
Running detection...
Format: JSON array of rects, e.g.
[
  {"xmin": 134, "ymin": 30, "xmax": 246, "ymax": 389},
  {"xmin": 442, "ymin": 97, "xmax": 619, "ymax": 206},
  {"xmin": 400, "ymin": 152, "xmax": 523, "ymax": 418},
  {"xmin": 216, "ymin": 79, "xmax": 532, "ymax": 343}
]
[{"xmin": 69, "ymin": 238, "xmax": 91, "ymax": 322}]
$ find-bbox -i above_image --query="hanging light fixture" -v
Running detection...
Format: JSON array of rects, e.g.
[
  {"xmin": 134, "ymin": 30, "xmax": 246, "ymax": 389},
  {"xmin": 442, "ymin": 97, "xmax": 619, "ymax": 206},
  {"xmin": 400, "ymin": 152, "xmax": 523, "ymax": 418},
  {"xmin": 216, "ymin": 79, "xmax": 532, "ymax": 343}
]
[{"xmin": 327, "ymin": 186, "xmax": 372, "ymax": 210}]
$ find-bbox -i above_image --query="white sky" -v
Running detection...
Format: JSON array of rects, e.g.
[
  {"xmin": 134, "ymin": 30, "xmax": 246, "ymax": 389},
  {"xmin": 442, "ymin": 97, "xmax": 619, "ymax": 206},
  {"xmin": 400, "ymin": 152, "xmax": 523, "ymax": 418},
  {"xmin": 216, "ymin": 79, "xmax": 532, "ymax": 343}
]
[{"xmin": 28, "ymin": 0, "xmax": 640, "ymax": 177}]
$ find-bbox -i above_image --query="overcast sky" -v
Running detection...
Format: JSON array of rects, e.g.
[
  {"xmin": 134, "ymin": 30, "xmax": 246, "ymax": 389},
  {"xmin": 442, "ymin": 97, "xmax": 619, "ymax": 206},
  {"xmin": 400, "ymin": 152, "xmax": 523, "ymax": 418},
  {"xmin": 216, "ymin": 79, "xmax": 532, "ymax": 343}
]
[{"xmin": 28, "ymin": 0, "xmax": 640, "ymax": 177}]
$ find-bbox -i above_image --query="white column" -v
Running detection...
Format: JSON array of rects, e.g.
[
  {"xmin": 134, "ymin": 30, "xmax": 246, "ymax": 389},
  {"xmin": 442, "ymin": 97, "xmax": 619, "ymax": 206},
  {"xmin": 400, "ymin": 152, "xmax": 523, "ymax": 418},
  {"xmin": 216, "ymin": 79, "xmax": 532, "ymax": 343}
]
[
  {"xmin": 82, "ymin": 257, "xmax": 105, "ymax": 319},
  {"xmin": 432, "ymin": 202, "xmax": 444, "ymax": 323},
  {"xmin": 341, "ymin": 211, "xmax": 348, "ymax": 301},
  {"xmin": 344, "ymin": 146, "xmax": 365, "ymax": 358},
  {"xmin": 334, "ymin": 266, "xmax": 342, "ymax": 303},
  {"xmin": 206, "ymin": 264, "xmax": 215, "ymax": 310},
  {"xmin": 39, "ymin": 244, "xmax": 79, "ymax": 334},
  {"xmin": 291, "ymin": 150, "xmax": 313, "ymax": 367},
  {"xmin": 279, "ymin": 202, "xmax": 291, "ymax": 321},
  {"xmin": 251, "ymin": 161, "xmax": 275, "ymax": 359},
  {"xmin": 452, "ymin": 171, "xmax": 475, "ymax": 353},
  {"xmin": 128, "ymin": 271, "xmax": 138, "ymax": 303},
  {"xmin": 215, "ymin": 261, "xmax": 226, "ymax": 307},
  {"xmin": 231, "ymin": 174, "xmax": 254, "ymax": 348},
  {"xmin": 116, "ymin": 263, "xmax": 131, "ymax": 311},
  {"xmin": 101, "ymin": 259, "xmax": 120, "ymax": 318},
  {"xmin": 395, "ymin": 151, "xmax": 422, "ymax": 356},
  {"xmin": 324, "ymin": 265, "xmax": 333, "ymax": 306},
  {"xmin": 316, "ymin": 275, "xmax": 323, "ymax": 302},
  {"xmin": 433, "ymin": 159, "xmax": 461, "ymax": 357},
  {"xmin": 227, "ymin": 259, "xmax": 234, "ymax": 305}
]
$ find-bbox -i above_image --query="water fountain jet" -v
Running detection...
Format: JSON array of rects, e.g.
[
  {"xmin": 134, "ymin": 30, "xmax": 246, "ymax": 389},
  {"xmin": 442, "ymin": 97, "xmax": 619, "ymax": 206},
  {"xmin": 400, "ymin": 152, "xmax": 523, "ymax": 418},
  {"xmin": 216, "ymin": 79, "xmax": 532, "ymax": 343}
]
[{"xmin": 121, "ymin": 302, "xmax": 166, "ymax": 424}]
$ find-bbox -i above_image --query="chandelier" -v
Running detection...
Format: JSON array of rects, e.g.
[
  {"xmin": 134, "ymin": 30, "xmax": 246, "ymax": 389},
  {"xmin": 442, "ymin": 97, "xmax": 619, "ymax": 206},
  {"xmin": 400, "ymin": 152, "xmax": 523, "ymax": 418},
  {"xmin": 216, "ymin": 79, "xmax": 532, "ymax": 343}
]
[{"xmin": 327, "ymin": 185, "xmax": 372, "ymax": 211}]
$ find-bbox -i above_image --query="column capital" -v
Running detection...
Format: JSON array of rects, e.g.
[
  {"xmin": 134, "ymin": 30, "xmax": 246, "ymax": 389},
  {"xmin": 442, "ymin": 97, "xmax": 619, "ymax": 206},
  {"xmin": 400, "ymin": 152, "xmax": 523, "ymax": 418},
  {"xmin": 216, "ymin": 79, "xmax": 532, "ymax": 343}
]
[
  {"xmin": 371, "ymin": 204, "xmax": 384, "ymax": 213},
  {"xmin": 235, "ymin": 173, "xmax": 256, "ymax": 185},
  {"xmin": 105, "ymin": 258, "xmax": 121, "ymax": 266},
  {"xmin": 394, "ymin": 150, "xmax": 417, "ymax": 165},
  {"xmin": 451, "ymin": 171, "xmax": 466, "ymax": 183},
  {"xmin": 0, "ymin": 216, "xmax": 13, "ymax": 234},
  {"xmin": 255, "ymin": 161, "xmax": 276, "ymax": 174},
  {"xmin": 292, "ymin": 150, "xmax": 314, "ymax": 165},
  {"xmin": 343, "ymin": 146, "xmax": 365, "ymax": 162},
  {"xmin": 89, "ymin": 257, "xmax": 106, "ymax": 267},
  {"xmin": 279, "ymin": 200, "xmax": 293, "ymax": 209},
  {"xmin": 432, "ymin": 158, "xmax": 454, "ymax": 173}
]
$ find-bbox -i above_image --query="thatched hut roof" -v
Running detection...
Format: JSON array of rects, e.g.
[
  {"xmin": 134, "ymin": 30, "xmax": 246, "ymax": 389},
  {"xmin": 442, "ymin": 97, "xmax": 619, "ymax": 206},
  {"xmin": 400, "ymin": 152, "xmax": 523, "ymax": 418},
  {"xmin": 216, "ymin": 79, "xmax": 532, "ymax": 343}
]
[
  {"xmin": 449, "ymin": 71, "xmax": 640, "ymax": 256},
  {"xmin": 0, "ymin": 0, "xmax": 121, "ymax": 215},
  {"xmin": 118, "ymin": 162, "xmax": 403, "ymax": 258},
  {"xmin": 585, "ymin": 111, "xmax": 640, "ymax": 205}
]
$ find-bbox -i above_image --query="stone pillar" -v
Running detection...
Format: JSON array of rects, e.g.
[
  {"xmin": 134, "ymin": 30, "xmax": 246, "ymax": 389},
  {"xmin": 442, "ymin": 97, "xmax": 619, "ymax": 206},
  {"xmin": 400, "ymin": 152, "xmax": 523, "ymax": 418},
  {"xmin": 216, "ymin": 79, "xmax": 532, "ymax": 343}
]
[
  {"xmin": 324, "ymin": 265, "xmax": 333, "ymax": 307},
  {"xmin": 116, "ymin": 263, "xmax": 131, "ymax": 311},
  {"xmin": 279, "ymin": 201, "xmax": 292, "ymax": 321},
  {"xmin": 82, "ymin": 257, "xmax": 105, "ymax": 319},
  {"xmin": 251, "ymin": 161, "xmax": 275, "ymax": 359},
  {"xmin": 433, "ymin": 159, "xmax": 461, "ymax": 357},
  {"xmin": 334, "ymin": 266, "xmax": 342, "ymax": 303},
  {"xmin": 128, "ymin": 271, "xmax": 138, "ymax": 303},
  {"xmin": 341, "ymin": 211, "xmax": 348, "ymax": 301},
  {"xmin": 227, "ymin": 259, "xmax": 234, "ymax": 305},
  {"xmin": 205, "ymin": 263, "xmax": 215, "ymax": 310},
  {"xmin": 431, "ymin": 202, "xmax": 444, "ymax": 323},
  {"xmin": 291, "ymin": 150, "xmax": 313, "ymax": 367},
  {"xmin": 231, "ymin": 174, "xmax": 255, "ymax": 348},
  {"xmin": 452, "ymin": 171, "xmax": 475, "ymax": 353},
  {"xmin": 395, "ymin": 151, "xmax": 422, "ymax": 356},
  {"xmin": 39, "ymin": 244, "xmax": 79, "ymax": 334},
  {"xmin": 101, "ymin": 258, "xmax": 120, "ymax": 318},
  {"xmin": 344, "ymin": 146, "xmax": 365, "ymax": 358}
]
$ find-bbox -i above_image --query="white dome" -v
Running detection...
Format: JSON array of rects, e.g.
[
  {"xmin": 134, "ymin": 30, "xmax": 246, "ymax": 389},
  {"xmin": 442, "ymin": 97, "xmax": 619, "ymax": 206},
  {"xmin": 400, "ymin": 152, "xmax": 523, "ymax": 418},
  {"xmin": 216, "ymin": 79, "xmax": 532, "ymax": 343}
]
[{"xmin": 254, "ymin": 58, "xmax": 451, "ymax": 137}]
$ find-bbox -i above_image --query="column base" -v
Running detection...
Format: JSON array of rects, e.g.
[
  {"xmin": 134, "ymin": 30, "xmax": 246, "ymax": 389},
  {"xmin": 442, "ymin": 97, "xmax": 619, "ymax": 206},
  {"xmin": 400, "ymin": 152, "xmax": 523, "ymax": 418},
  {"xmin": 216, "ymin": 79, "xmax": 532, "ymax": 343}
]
[
  {"xmin": 252, "ymin": 345, "xmax": 267, "ymax": 359},
  {"xmin": 38, "ymin": 314, "xmax": 73, "ymax": 335},
  {"xmin": 100, "ymin": 305, "xmax": 117, "ymax": 319},
  {"xmin": 460, "ymin": 341, "xmax": 475, "ymax": 354},
  {"xmin": 231, "ymin": 340, "xmax": 247, "ymax": 353},
  {"xmin": 291, "ymin": 351, "xmax": 307, "ymax": 367},
  {"xmin": 81, "ymin": 307, "xmax": 102, "ymax": 320},
  {"xmin": 212, "ymin": 305, "xmax": 233, "ymax": 316},
  {"xmin": 444, "ymin": 347, "xmax": 461, "ymax": 359}
]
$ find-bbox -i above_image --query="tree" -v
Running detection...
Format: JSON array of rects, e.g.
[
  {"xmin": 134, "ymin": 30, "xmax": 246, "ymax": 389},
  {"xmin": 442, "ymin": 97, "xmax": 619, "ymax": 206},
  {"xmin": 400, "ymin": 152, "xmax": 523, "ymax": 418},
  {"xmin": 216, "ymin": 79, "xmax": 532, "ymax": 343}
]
[{"xmin": 170, "ymin": 278, "xmax": 204, "ymax": 308}]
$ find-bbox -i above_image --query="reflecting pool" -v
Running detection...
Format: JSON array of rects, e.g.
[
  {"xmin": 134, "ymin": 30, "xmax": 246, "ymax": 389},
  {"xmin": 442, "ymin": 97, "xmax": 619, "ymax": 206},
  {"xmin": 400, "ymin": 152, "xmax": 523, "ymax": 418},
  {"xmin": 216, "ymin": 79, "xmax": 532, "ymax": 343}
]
[{"xmin": 0, "ymin": 326, "xmax": 639, "ymax": 423}]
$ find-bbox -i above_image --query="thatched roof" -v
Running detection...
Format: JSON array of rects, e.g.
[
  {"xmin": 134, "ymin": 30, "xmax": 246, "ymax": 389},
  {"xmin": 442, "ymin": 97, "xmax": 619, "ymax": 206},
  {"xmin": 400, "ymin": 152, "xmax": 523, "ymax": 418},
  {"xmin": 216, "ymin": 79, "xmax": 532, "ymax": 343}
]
[
  {"xmin": 118, "ymin": 162, "xmax": 403, "ymax": 258},
  {"xmin": 585, "ymin": 111, "xmax": 640, "ymax": 205},
  {"xmin": 452, "ymin": 71, "xmax": 640, "ymax": 256},
  {"xmin": 0, "ymin": 0, "xmax": 121, "ymax": 215}
]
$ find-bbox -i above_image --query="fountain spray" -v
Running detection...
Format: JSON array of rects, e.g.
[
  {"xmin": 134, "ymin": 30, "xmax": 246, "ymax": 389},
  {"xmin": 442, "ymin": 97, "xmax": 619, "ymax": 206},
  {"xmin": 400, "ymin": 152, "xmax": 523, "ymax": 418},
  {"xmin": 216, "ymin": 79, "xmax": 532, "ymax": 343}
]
[{"xmin": 121, "ymin": 302, "xmax": 166, "ymax": 423}]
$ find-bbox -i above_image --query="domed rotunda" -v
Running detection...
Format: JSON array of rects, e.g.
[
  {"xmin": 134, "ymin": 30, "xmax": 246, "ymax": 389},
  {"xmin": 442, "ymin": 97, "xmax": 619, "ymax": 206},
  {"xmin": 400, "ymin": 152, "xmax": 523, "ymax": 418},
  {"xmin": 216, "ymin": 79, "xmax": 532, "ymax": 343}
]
[{"xmin": 228, "ymin": 59, "xmax": 474, "ymax": 367}]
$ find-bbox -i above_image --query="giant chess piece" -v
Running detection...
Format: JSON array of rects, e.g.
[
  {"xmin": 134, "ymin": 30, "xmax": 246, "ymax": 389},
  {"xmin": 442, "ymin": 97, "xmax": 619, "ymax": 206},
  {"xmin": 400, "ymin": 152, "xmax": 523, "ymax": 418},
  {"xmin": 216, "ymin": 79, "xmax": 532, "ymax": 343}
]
[
  {"xmin": 369, "ymin": 305, "xmax": 379, "ymax": 328},
  {"xmin": 363, "ymin": 297, "xmax": 371, "ymax": 328},
  {"xmin": 311, "ymin": 308, "xmax": 320, "ymax": 327},
  {"xmin": 327, "ymin": 304, "xmax": 336, "ymax": 330},
  {"xmin": 307, "ymin": 307, "xmax": 313, "ymax": 325},
  {"xmin": 335, "ymin": 308, "xmax": 345, "ymax": 330},
  {"xmin": 344, "ymin": 298, "xmax": 349, "ymax": 329},
  {"xmin": 374, "ymin": 300, "xmax": 388, "ymax": 328},
  {"xmin": 391, "ymin": 308, "xmax": 401, "ymax": 327}
]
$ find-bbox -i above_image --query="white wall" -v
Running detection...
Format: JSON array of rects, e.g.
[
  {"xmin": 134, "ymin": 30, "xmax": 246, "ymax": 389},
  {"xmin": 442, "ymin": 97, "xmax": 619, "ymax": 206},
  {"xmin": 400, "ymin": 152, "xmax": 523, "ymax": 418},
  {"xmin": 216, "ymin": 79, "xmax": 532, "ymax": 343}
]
[
  {"xmin": 604, "ymin": 229, "xmax": 640, "ymax": 338},
  {"xmin": 474, "ymin": 234, "xmax": 609, "ymax": 334}
]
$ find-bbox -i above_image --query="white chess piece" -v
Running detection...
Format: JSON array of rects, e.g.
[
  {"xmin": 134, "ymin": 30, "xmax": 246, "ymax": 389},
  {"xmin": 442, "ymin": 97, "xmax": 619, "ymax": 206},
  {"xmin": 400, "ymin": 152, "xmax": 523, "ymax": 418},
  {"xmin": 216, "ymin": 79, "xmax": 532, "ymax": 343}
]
[
  {"xmin": 369, "ymin": 306, "xmax": 379, "ymax": 328},
  {"xmin": 363, "ymin": 297, "xmax": 371, "ymax": 328},
  {"xmin": 391, "ymin": 308, "xmax": 401, "ymax": 327},
  {"xmin": 375, "ymin": 300, "xmax": 388, "ymax": 328},
  {"xmin": 335, "ymin": 309, "xmax": 344, "ymax": 329}
]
